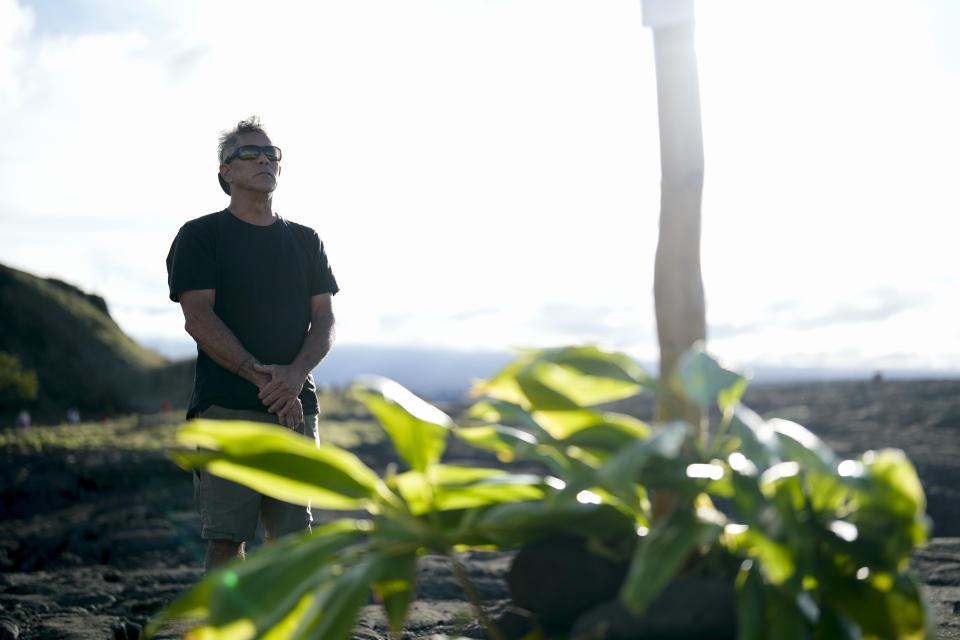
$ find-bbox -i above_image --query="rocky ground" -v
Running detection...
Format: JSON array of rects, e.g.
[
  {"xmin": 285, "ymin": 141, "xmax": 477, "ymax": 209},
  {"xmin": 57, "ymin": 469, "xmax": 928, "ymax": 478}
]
[{"xmin": 0, "ymin": 378, "xmax": 958, "ymax": 639}]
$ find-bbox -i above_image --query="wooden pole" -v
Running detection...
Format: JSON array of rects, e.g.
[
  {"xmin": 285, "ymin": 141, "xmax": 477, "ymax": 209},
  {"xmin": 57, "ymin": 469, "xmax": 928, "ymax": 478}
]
[{"xmin": 643, "ymin": 0, "xmax": 707, "ymax": 443}]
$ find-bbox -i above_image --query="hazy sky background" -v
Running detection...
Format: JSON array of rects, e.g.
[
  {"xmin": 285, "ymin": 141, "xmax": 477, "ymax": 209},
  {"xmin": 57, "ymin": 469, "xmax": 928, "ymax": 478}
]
[{"xmin": 1, "ymin": 0, "xmax": 958, "ymax": 376}]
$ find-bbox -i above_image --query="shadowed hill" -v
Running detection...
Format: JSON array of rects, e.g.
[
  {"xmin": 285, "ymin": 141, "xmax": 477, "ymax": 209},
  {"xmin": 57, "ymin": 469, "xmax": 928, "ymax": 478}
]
[{"xmin": 0, "ymin": 263, "xmax": 193, "ymax": 424}]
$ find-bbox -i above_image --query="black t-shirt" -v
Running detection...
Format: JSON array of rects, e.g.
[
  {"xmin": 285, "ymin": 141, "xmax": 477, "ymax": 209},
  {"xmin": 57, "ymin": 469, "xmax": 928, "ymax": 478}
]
[{"xmin": 166, "ymin": 209, "xmax": 339, "ymax": 418}]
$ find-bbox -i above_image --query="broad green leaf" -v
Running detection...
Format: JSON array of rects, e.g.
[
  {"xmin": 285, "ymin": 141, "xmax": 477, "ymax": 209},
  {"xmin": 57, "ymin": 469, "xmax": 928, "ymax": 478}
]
[
  {"xmin": 372, "ymin": 552, "xmax": 418, "ymax": 634},
  {"xmin": 260, "ymin": 592, "xmax": 316, "ymax": 640},
  {"xmin": 729, "ymin": 406, "xmax": 780, "ymax": 472},
  {"xmin": 818, "ymin": 570, "xmax": 928, "ymax": 639},
  {"xmin": 466, "ymin": 399, "xmax": 555, "ymax": 443},
  {"xmin": 469, "ymin": 500, "xmax": 635, "ymax": 547},
  {"xmin": 672, "ymin": 344, "xmax": 746, "ymax": 409},
  {"xmin": 806, "ymin": 469, "xmax": 854, "ymax": 514},
  {"xmin": 717, "ymin": 377, "xmax": 750, "ymax": 414},
  {"xmin": 395, "ymin": 466, "xmax": 547, "ymax": 514},
  {"xmin": 620, "ymin": 508, "xmax": 722, "ymax": 614},
  {"xmin": 770, "ymin": 419, "xmax": 837, "ymax": 471},
  {"xmin": 723, "ymin": 526, "xmax": 796, "ymax": 585},
  {"xmin": 428, "ymin": 464, "xmax": 529, "ymax": 485},
  {"xmin": 597, "ymin": 421, "xmax": 689, "ymax": 491},
  {"xmin": 452, "ymin": 424, "xmax": 538, "ymax": 460},
  {"xmin": 600, "ymin": 412, "xmax": 651, "ymax": 437},
  {"xmin": 431, "ymin": 474, "xmax": 546, "ymax": 512},
  {"xmin": 532, "ymin": 408, "xmax": 606, "ymax": 440},
  {"xmin": 838, "ymin": 450, "xmax": 930, "ymax": 569},
  {"xmin": 172, "ymin": 420, "xmax": 380, "ymax": 509},
  {"xmin": 473, "ymin": 346, "xmax": 648, "ymax": 408},
  {"xmin": 735, "ymin": 561, "xmax": 766, "ymax": 640},
  {"xmin": 146, "ymin": 520, "xmax": 365, "ymax": 638},
  {"xmin": 735, "ymin": 564, "xmax": 810, "ymax": 640},
  {"xmin": 352, "ymin": 375, "xmax": 451, "ymax": 473},
  {"xmin": 291, "ymin": 552, "xmax": 382, "ymax": 640},
  {"xmin": 523, "ymin": 359, "xmax": 641, "ymax": 406},
  {"xmin": 529, "ymin": 345, "xmax": 648, "ymax": 386},
  {"xmin": 516, "ymin": 372, "xmax": 581, "ymax": 412},
  {"xmin": 180, "ymin": 619, "xmax": 256, "ymax": 639},
  {"xmin": 762, "ymin": 467, "xmax": 808, "ymax": 517},
  {"xmin": 765, "ymin": 587, "xmax": 812, "ymax": 640},
  {"xmin": 860, "ymin": 449, "xmax": 926, "ymax": 520},
  {"xmin": 813, "ymin": 609, "xmax": 862, "ymax": 640},
  {"xmin": 516, "ymin": 364, "xmax": 626, "ymax": 440},
  {"xmin": 470, "ymin": 352, "xmax": 536, "ymax": 405},
  {"xmin": 559, "ymin": 415, "xmax": 650, "ymax": 453}
]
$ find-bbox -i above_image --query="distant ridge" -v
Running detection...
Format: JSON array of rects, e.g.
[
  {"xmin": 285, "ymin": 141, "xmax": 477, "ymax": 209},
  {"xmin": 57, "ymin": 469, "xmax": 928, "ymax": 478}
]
[
  {"xmin": 310, "ymin": 345, "xmax": 516, "ymax": 400},
  {"xmin": 307, "ymin": 346, "xmax": 960, "ymax": 401},
  {"xmin": 0, "ymin": 263, "xmax": 192, "ymax": 424}
]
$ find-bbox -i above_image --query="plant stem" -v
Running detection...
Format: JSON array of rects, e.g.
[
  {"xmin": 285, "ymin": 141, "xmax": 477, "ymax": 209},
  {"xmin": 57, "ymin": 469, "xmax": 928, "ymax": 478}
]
[{"xmin": 446, "ymin": 551, "xmax": 505, "ymax": 640}]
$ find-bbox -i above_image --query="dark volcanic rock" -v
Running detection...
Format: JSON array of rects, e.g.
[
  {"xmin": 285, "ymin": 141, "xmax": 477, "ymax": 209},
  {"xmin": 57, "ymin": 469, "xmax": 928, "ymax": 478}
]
[
  {"xmin": 0, "ymin": 619, "xmax": 20, "ymax": 640},
  {"xmin": 36, "ymin": 615, "xmax": 129, "ymax": 640},
  {"xmin": 507, "ymin": 535, "xmax": 630, "ymax": 631},
  {"xmin": 570, "ymin": 575, "xmax": 736, "ymax": 640}
]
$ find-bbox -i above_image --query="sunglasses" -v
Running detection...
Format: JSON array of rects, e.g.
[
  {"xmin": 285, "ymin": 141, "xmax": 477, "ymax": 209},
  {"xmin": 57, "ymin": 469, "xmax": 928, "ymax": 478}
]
[{"xmin": 224, "ymin": 145, "xmax": 282, "ymax": 163}]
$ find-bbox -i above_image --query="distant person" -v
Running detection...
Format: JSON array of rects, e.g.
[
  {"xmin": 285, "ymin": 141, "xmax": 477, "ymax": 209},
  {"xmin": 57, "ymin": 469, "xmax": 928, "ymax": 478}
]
[
  {"xmin": 16, "ymin": 410, "xmax": 29, "ymax": 429},
  {"xmin": 66, "ymin": 407, "xmax": 80, "ymax": 424},
  {"xmin": 166, "ymin": 116, "xmax": 339, "ymax": 572}
]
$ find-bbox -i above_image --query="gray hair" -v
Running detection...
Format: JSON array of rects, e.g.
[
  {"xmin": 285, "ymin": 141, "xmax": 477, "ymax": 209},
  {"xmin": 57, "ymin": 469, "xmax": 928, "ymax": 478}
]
[{"xmin": 218, "ymin": 116, "xmax": 268, "ymax": 163}]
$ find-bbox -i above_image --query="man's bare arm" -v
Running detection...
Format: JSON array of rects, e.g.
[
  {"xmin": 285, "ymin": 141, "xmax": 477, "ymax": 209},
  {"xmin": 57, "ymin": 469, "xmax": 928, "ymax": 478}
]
[
  {"xmin": 255, "ymin": 293, "xmax": 336, "ymax": 413},
  {"xmin": 179, "ymin": 289, "xmax": 302, "ymax": 427}
]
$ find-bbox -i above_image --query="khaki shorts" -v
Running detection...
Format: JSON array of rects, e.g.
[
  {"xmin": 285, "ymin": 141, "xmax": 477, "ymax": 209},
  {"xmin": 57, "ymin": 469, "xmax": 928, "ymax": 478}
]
[{"xmin": 193, "ymin": 405, "xmax": 320, "ymax": 542}]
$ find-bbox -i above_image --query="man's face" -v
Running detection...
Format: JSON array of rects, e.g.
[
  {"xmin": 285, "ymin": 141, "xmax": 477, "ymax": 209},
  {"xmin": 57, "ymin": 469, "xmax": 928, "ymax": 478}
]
[{"xmin": 219, "ymin": 131, "xmax": 281, "ymax": 195}]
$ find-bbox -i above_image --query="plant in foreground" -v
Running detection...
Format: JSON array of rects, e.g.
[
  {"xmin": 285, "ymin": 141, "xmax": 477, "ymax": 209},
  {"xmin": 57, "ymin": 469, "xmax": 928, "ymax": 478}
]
[{"xmin": 147, "ymin": 345, "xmax": 932, "ymax": 639}]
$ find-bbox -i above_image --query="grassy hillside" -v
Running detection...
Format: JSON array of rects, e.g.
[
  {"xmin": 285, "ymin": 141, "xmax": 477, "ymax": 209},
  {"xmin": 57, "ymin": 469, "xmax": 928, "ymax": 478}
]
[{"xmin": 0, "ymin": 263, "xmax": 193, "ymax": 424}]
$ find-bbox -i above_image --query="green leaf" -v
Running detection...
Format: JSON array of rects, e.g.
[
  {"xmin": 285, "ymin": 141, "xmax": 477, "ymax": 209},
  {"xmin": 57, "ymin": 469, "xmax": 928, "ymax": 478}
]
[
  {"xmin": 466, "ymin": 399, "xmax": 556, "ymax": 443},
  {"xmin": 735, "ymin": 561, "xmax": 765, "ymax": 640},
  {"xmin": 672, "ymin": 344, "xmax": 746, "ymax": 409},
  {"xmin": 516, "ymin": 371, "xmax": 582, "ymax": 413},
  {"xmin": 474, "ymin": 346, "xmax": 648, "ymax": 406},
  {"xmin": 597, "ymin": 421, "xmax": 689, "ymax": 491},
  {"xmin": 532, "ymin": 408, "xmax": 607, "ymax": 440},
  {"xmin": 172, "ymin": 420, "xmax": 380, "ymax": 510},
  {"xmin": 770, "ymin": 419, "xmax": 837, "ymax": 471},
  {"xmin": 291, "ymin": 552, "xmax": 382, "ymax": 640},
  {"xmin": 469, "ymin": 500, "xmax": 635, "ymax": 547},
  {"xmin": 837, "ymin": 449, "xmax": 930, "ymax": 570},
  {"xmin": 735, "ymin": 563, "xmax": 812, "ymax": 640},
  {"xmin": 860, "ymin": 449, "xmax": 926, "ymax": 521},
  {"xmin": 765, "ymin": 588, "xmax": 812, "ymax": 640},
  {"xmin": 620, "ymin": 508, "xmax": 722, "ymax": 614},
  {"xmin": 146, "ymin": 520, "xmax": 366, "ymax": 638},
  {"xmin": 717, "ymin": 377, "xmax": 750, "ymax": 414},
  {"xmin": 531, "ymin": 345, "xmax": 649, "ymax": 386},
  {"xmin": 372, "ymin": 552, "xmax": 418, "ymax": 634},
  {"xmin": 723, "ymin": 526, "xmax": 796, "ymax": 585},
  {"xmin": 559, "ymin": 414, "xmax": 650, "ymax": 453},
  {"xmin": 352, "ymin": 375, "xmax": 451, "ymax": 473},
  {"xmin": 818, "ymin": 570, "xmax": 928, "ymax": 639},
  {"xmin": 395, "ymin": 466, "xmax": 547, "ymax": 514},
  {"xmin": 260, "ymin": 591, "xmax": 317, "ymax": 640},
  {"xmin": 729, "ymin": 406, "xmax": 780, "ymax": 473},
  {"xmin": 470, "ymin": 352, "xmax": 536, "ymax": 405},
  {"xmin": 813, "ymin": 609, "xmax": 862, "ymax": 640},
  {"xmin": 452, "ymin": 424, "xmax": 538, "ymax": 460},
  {"xmin": 523, "ymin": 358, "xmax": 642, "ymax": 406}
]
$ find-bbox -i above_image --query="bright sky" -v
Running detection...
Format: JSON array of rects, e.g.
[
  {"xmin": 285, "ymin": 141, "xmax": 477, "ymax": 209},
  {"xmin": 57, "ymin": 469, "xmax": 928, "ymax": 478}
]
[{"xmin": 1, "ymin": 0, "xmax": 958, "ymax": 375}]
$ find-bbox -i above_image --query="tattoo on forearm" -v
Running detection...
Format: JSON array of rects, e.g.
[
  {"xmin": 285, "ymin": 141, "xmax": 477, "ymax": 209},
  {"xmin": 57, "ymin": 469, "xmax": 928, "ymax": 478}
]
[{"xmin": 235, "ymin": 355, "xmax": 253, "ymax": 375}]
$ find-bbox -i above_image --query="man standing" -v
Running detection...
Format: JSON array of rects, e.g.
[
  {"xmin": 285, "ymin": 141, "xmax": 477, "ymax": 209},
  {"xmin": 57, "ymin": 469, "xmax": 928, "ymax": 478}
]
[{"xmin": 166, "ymin": 117, "xmax": 338, "ymax": 571}]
